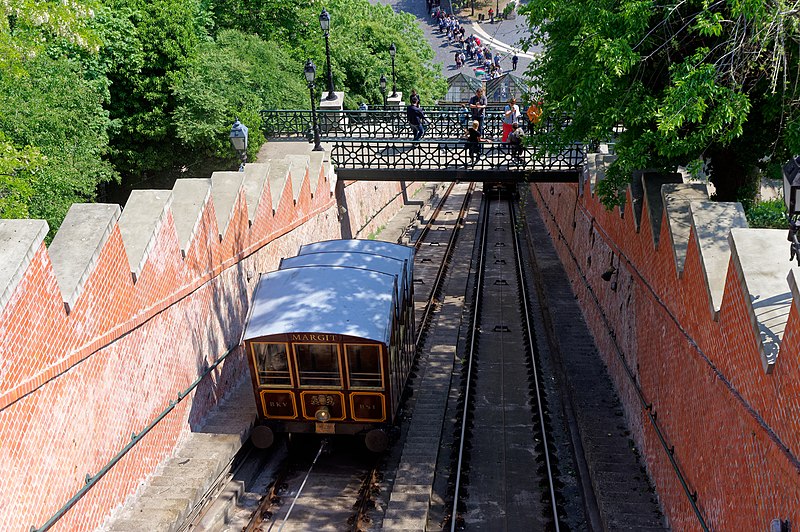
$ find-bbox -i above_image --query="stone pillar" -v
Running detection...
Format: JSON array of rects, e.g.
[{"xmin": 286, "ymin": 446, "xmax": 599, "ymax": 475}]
[
  {"xmin": 387, "ymin": 92, "xmax": 404, "ymax": 109},
  {"xmin": 319, "ymin": 92, "xmax": 345, "ymax": 135}
]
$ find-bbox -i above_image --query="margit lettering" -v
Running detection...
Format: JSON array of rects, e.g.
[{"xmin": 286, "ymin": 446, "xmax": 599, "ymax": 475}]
[{"xmin": 291, "ymin": 334, "xmax": 340, "ymax": 342}]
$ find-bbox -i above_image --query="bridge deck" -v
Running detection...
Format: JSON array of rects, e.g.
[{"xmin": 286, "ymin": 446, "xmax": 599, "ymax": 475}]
[{"xmin": 330, "ymin": 139, "xmax": 582, "ymax": 182}]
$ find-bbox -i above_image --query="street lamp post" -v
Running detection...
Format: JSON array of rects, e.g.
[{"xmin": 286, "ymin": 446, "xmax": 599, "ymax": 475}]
[
  {"xmin": 304, "ymin": 59, "xmax": 324, "ymax": 152},
  {"xmin": 380, "ymin": 74, "xmax": 387, "ymax": 110},
  {"xmin": 388, "ymin": 43, "xmax": 397, "ymax": 98},
  {"xmin": 229, "ymin": 119, "xmax": 248, "ymax": 171},
  {"xmin": 784, "ymin": 155, "xmax": 800, "ymax": 264},
  {"xmin": 319, "ymin": 8, "xmax": 336, "ymax": 101}
]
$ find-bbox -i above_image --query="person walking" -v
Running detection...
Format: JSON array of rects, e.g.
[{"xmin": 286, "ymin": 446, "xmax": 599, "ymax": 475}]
[
  {"xmin": 488, "ymin": 7, "xmax": 494, "ymax": 23},
  {"xmin": 469, "ymin": 87, "xmax": 487, "ymax": 136},
  {"xmin": 502, "ymin": 97, "xmax": 520, "ymax": 142},
  {"xmin": 406, "ymin": 100, "xmax": 427, "ymax": 141},
  {"xmin": 511, "ymin": 52, "xmax": 519, "ymax": 71}
]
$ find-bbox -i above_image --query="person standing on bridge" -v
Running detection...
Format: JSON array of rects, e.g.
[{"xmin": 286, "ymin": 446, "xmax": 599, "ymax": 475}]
[
  {"xmin": 406, "ymin": 100, "xmax": 428, "ymax": 141},
  {"xmin": 465, "ymin": 119, "xmax": 488, "ymax": 164},
  {"xmin": 469, "ymin": 87, "xmax": 487, "ymax": 136},
  {"xmin": 502, "ymin": 97, "xmax": 520, "ymax": 142}
]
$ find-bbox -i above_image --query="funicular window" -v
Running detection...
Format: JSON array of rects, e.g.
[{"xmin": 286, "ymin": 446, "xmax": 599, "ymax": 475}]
[
  {"xmin": 346, "ymin": 344, "xmax": 383, "ymax": 389},
  {"xmin": 294, "ymin": 343, "xmax": 342, "ymax": 387},
  {"xmin": 251, "ymin": 343, "xmax": 292, "ymax": 387}
]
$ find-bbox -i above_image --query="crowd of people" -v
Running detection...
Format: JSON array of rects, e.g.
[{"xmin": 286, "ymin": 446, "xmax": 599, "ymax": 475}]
[
  {"xmin": 432, "ymin": 7, "xmax": 518, "ymax": 79},
  {"xmin": 400, "ymin": 4, "xmax": 528, "ymax": 161},
  {"xmin": 405, "ymin": 87, "xmax": 526, "ymax": 165}
]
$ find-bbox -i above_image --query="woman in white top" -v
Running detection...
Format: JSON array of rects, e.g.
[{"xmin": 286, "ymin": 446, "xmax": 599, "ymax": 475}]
[{"xmin": 502, "ymin": 97, "xmax": 520, "ymax": 142}]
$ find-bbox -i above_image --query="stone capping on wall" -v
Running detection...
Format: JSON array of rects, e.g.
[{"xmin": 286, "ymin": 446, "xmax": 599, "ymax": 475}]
[
  {"xmin": 210, "ymin": 171, "xmax": 246, "ymax": 241},
  {"xmin": 607, "ymin": 170, "xmax": 799, "ymax": 375},
  {"xmin": 688, "ymin": 200, "xmax": 747, "ymax": 317},
  {"xmin": 728, "ymin": 228, "xmax": 800, "ymax": 373},
  {"xmin": 0, "ymin": 150, "xmax": 341, "ymax": 411},
  {"xmin": 268, "ymin": 159, "xmax": 292, "ymax": 212},
  {"xmin": 0, "ymin": 219, "xmax": 49, "ymax": 312},
  {"xmin": 662, "ymin": 183, "xmax": 710, "ymax": 276},
  {"xmin": 118, "ymin": 190, "xmax": 173, "ymax": 282},
  {"xmin": 285, "ymin": 154, "xmax": 311, "ymax": 203},
  {"xmin": 48, "ymin": 203, "xmax": 122, "ymax": 313},
  {"xmin": 242, "ymin": 163, "xmax": 270, "ymax": 224},
  {"xmin": 171, "ymin": 178, "xmax": 212, "ymax": 258},
  {"xmin": 640, "ymin": 172, "xmax": 682, "ymax": 246}
]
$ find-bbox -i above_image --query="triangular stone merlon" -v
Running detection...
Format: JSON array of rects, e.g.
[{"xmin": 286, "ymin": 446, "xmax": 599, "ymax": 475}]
[
  {"xmin": 48, "ymin": 203, "xmax": 121, "ymax": 313},
  {"xmin": 628, "ymin": 171, "xmax": 645, "ymax": 232},
  {"xmin": 268, "ymin": 160, "xmax": 292, "ymax": 213},
  {"xmin": 689, "ymin": 201, "xmax": 747, "ymax": 318},
  {"xmin": 118, "ymin": 190, "xmax": 173, "ymax": 283},
  {"xmin": 640, "ymin": 172, "xmax": 683, "ymax": 246},
  {"xmin": 729, "ymin": 228, "xmax": 800, "ymax": 373},
  {"xmin": 171, "ymin": 178, "xmax": 212, "ymax": 259},
  {"xmin": 0, "ymin": 219, "xmax": 49, "ymax": 313},
  {"xmin": 210, "ymin": 171, "xmax": 246, "ymax": 241},
  {"xmin": 285, "ymin": 154, "xmax": 311, "ymax": 203},
  {"xmin": 242, "ymin": 163, "xmax": 270, "ymax": 225},
  {"xmin": 662, "ymin": 183, "xmax": 709, "ymax": 275},
  {"xmin": 308, "ymin": 151, "xmax": 324, "ymax": 188}
]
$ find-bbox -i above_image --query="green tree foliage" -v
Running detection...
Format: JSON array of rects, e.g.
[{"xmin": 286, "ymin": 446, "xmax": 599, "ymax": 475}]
[
  {"xmin": 207, "ymin": 0, "xmax": 447, "ymax": 108},
  {"xmin": 520, "ymin": 0, "xmax": 800, "ymax": 205},
  {"xmin": 0, "ymin": 53, "xmax": 116, "ymax": 228},
  {"xmin": 172, "ymin": 29, "xmax": 307, "ymax": 159},
  {"xmin": 317, "ymin": 0, "xmax": 447, "ymax": 108},
  {"xmin": 0, "ymin": 0, "xmax": 447, "ymax": 235},
  {"xmin": 102, "ymin": 0, "xmax": 208, "ymax": 177},
  {"xmin": 0, "ymin": 1, "xmax": 116, "ymax": 232}
]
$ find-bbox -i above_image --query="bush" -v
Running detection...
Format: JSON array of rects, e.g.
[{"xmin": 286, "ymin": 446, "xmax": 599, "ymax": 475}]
[{"xmin": 745, "ymin": 198, "xmax": 787, "ymax": 229}]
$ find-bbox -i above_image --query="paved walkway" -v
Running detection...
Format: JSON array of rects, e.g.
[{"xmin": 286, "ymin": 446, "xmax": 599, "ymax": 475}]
[{"xmin": 372, "ymin": 0, "xmax": 539, "ymax": 83}]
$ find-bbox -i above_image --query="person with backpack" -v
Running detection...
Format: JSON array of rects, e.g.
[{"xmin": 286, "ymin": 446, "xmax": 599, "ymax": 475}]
[{"xmin": 506, "ymin": 122, "xmax": 524, "ymax": 162}]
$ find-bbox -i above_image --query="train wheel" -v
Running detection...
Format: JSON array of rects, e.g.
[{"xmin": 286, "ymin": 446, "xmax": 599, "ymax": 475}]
[
  {"xmin": 251, "ymin": 425, "xmax": 274, "ymax": 449},
  {"xmin": 364, "ymin": 429, "xmax": 389, "ymax": 453}
]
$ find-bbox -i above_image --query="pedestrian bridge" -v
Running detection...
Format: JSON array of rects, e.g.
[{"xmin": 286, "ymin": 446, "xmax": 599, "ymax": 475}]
[{"xmin": 260, "ymin": 108, "xmax": 585, "ymax": 182}]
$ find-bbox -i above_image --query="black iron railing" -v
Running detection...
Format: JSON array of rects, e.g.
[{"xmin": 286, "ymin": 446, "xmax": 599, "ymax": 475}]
[
  {"xmin": 330, "ymin": 139, "xmax": 583, "ymax": 172},
  {"xmin": 260, "ymin": 108, "xmax": 538, "ymax": 140}
]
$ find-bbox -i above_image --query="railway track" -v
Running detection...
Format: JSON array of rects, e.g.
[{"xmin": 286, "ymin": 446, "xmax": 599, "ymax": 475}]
[
  {"xmin": 178, "ymin": 183, "xmax": 665, "ymax": 530},
  {"xmin": 446, "ymin": 189, "xmax": 564, "ymax": 530},
  {"xmin": 181, "ymin": 182, "xmax": 472, "ymax": 531}
]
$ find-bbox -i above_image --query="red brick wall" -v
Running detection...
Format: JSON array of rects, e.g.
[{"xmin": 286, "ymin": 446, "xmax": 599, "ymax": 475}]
[
  {"xmin": 531, "ymin": 182, "xmax": 800, "ymax": 530},
  {"xmin": 0, "ymin": 167, "xmax": 418, "ymax": 531}
]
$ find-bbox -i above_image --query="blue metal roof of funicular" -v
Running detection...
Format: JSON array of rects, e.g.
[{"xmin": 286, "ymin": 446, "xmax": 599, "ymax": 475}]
[
  {"xmin": 298, "ymin": 239, "xmax": 414, "ymax": 279},
  {"xmin": 279, "ymin": 251, "xmax": 409, "ymax": 299},
  {"xmin": 242, "ymin": 265, "xmax": 397, "ymax": 345}
]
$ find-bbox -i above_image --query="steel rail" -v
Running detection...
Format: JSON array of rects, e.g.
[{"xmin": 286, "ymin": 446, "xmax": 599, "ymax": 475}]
[
  {"xmin": 414, "ymin": 183, "xmax": 475, "ymax": 348},
  {"xmin": 510, "ymin": 199, "xmax": 561, "ymax": 529},
  {"xmin": 449, "ymin": 191, "xmax": 489, "ymax": 532},
  {"xmin": 270, "ymin": 439, "xmax": 328, "ymax": 532},
  {"xmin": 412, "ymin": 182, "xmax": 457, "ymax": 252},
  {"xmin": 348, "ymin": 459, "xmax": 382, "ymax": 531}
]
